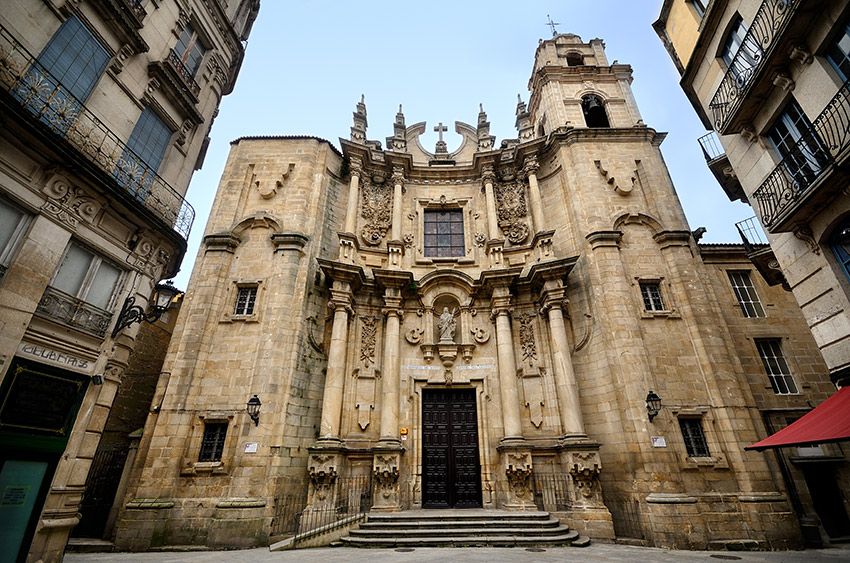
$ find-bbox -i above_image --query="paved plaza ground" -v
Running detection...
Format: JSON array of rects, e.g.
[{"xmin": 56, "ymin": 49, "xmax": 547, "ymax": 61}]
[{"xmin": 65, "ymin": 543, "xmax": 850, "ymax": 563}]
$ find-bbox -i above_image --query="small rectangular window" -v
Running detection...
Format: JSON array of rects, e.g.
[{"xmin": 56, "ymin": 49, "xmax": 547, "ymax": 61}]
[
  {"xmin": 198, "ymin": 422, "xmax": 227, "ymax": 462},
  {"xmin": 423, "ymin": 209, "xmax": 465, "ymax": 258},
  {"xmin": 728, "ymin": 271, "xmax": 765, "ymax": 318},
  {"xmin": 828, "ymin": 21, "xmax": 850, "ymax": 81},
  {"xmin": 174, "ymin": 23, "xmax": 207, "ymax": 76},
  {"xmin": 756, "ymin": 339, "xmax": 798, "ymax": 394},
  {"xmin": 52, "ymin": 242, "xmax": 122, "ymax": 310},
  {"xmin": 0, "ymin": 198, "xmax": 30, "ymax": 279},
  {"xmin": 234, "ymin": 286, "xmax": 258, "ymax": 315},
  {"xmin": 679, "ymin": 418, "xmax": 710, "ymax": 457},
  {"xmin": 639, "ymin": 282, "xmax": 665, "ymax": 312}
]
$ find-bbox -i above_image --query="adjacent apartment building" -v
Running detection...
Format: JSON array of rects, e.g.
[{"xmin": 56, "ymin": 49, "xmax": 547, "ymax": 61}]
[
  {"xmin": 0, "ymin": 1, "xmax": 259, "ymax": 561},
  {"xmin": 653, "ymin": 0, "xmax": 850, "ymax": 388}
]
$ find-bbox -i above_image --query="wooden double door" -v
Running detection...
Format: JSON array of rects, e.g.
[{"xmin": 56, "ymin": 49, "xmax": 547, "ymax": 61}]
[{"xmin": 422, "ymin": 388, "xmax": 482, "ymax": 508}]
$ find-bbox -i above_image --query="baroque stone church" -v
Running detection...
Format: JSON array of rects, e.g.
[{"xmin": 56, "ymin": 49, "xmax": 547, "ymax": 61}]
[{"xmin": 113, "ymin": 34, "xmax": 834, "ymax": 550}]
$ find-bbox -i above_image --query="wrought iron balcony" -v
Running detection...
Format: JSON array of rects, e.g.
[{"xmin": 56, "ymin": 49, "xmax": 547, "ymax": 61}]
[
  {"xmin": 708, "ymin": 0, "xmax": 800, "ymax": 133},
  {"xmin": 752, "ymin": 79, "xmax": 850, "ymax": 232},
  {"xmin": 165, "ymin": 49, "xmax": 201, "ymax": 98},
  {"xmin": 0, "ymin": 264, "xmax": 6, "ymax": 280},
  {"xmin": 35, "ymin": 286, "xmax": 113, "ymax": 338},
  {"xmin": 698, "ymin": 131, "xmax": 746, "ymax": 203},
  {"xmin": 735, "ymin": 216, "xmax": 787, "ymax": 288},
  {"xmin": 0, "ymin": 24, "xmax": 194, "ymax": 240},
  {"xmin": 89, "ymin": 0, "xmax": 149, "ymax": 53}
]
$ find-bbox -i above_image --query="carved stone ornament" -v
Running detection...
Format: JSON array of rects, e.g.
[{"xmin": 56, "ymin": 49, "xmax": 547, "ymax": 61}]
[
  {"xmin": 505, "ymin": 452, "xmax": 533, "ymax": 500},
  {"xmin": 405, "ymin": 327, "xmax": 424, "ymax": 345},
  {"xmin": 470, "ymin": 327, "xmax": 490, "ymax": 344},
  {"xmin": 127, "ymin": 235, "xmax": 171, "ymax": 278},
  {"xmin": 566, "ymin": 451, "xmax": 602, "ymax": 501},
  {"xmin": 373, "ymin": 454, "xmax": 400, "ymax": 499},
  {"xmin": 359, "ymin": 316, "xmax": 377, "ymax": 366},
  {"xmin": 494, "ymin": 181, "xmax": 530, "ymax": 244},
  {"xmin": 402, "ymin": 233, "xmax": 414, "ymax": 248},
  {"xmin": 359, "ymin": 179, "xmax": 392, "ymax": 246},
  {"xmin": 41, "ymin": 173, "xmax": 102, "ymax": 230},
  {"xmin": 517, "ymin": 312, "xmax": 538, "ymax": 365},
  {"xmin": 474, "ymin": 232, "xmax": 487, "ymax": 247},
  {"xmin": 308, "ymin": 454, "xmax": 339, "ymax": 501},
  {"xmin": 254, "ymin": 163, "xmax": 295, "ymax": 199}
]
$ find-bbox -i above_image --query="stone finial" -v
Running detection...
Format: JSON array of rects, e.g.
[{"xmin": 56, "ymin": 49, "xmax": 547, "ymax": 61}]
[
  {"xmin": 386, "ymin": 104, "xmax": 407, "ymax": 151},
  {"xmin": 434, "ymin": 122, "xmax": 449, "ymax": 155},
  {"xmin": 477, "ymin": 104, "xmax": 495, "ymax": 151},
  {"xmin": 515, "ymin": 95, "xmax": 534, "ymax": 141},
  {"xmin": 350, "ymin": 94, "xmax": 368, "ymax": 143}
]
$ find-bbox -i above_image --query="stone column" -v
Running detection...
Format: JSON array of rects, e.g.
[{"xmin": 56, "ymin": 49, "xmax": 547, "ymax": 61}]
[
  {"xmin": 481, "ymin": 166, "xmax": 499, "ymax": 240},
  {"xmin": 523, "ymin": 156, "xmax": 545, "ymax": 233},
  {"xmin": 390, "ymin": 167, "xmax": 404, "ymax": 241},
  {"xmin": 318, "ymin": 285, "xmax": 353, "ymax": 441},
  {"xmin": 541, "ymin": 284, "xmax": 586, "ymax": 439},
  {"xmin": 379, "ymin": 291, "xmax": 402, "ymax": 443},
  {"xmin": 343, "ymin": 159, "xmax": 362, "ymax": 234},
  {"xmin": 494, "ymin": 309, "xmax": 522, "ymax": 439}
]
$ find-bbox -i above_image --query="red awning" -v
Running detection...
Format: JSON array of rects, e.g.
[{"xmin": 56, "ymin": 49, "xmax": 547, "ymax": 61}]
[{"xmin": 746, "ymin": 386, "xmax": 850, "ymax": 451}]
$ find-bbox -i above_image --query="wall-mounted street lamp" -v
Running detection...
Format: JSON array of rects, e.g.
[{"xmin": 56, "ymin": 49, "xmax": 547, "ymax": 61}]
[
  {"xmin": 112, "ymin": 282, "xmax": 180, "ymax": 338},
  {"xmin": 246, "ymin": 395, "xmax": 261, "ymax": 426},
  {"xmin": 646, "ymin": 390, "xmax": 662, "ymax": 422}
]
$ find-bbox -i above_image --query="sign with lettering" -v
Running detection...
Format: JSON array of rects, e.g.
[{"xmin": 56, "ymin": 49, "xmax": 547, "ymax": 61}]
[
  {"xmin": 651, "ymin": 436, "xmax": 667, "ymax": 448},
  {"xmin": 17, "ymin": 342, "xmax": 94, "ymax": 374}
]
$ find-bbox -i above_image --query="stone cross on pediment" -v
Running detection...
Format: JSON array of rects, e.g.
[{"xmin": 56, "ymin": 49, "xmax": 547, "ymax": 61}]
[{"xmin": 434, "ymin": 122, "xmax": 449, "ymax": 155}]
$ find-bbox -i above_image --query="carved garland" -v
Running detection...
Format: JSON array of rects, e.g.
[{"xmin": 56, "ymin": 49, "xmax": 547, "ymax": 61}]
[
  {"xmin": 360, "ymin": 316, "xmax": 377, "ymax": 366},
  {"xmin": 517, "ymin": 312, "xmax": 537, "ymax": 364},
  {"xmin": 494, "ymin": 181, "xmax": 530, "ymax": 244},
  {"xmin": 359, "ymin": 179, "xmax": 392, "ymax": 246}
]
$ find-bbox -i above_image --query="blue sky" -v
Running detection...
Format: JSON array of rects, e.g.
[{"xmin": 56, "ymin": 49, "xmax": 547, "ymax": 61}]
[{"xmin": 171, "ymin": 0, "xmax": 752, "ymax": 288}]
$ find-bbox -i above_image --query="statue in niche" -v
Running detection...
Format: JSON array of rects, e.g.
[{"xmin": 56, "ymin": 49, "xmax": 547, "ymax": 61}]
[{"xmin": 437, "ymin": 307, "xmax": 458, "ymax": 344}]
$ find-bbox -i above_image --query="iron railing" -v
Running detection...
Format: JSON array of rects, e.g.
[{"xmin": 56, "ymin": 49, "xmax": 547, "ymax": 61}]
[
  {"xmin": 698, "ymin": 131, "xmax": 725, "ymax": 162},
  {"xmin": 709, "ymin": 0, "xmax": 799, "ymax": 131},
  {"xmin": 128, "ymin": 0, "xmax": 147, "ymax": 22},
  {"xmin": 165, "ymin": 49, "xmax": 201, "ymax": 97},
  {"xmin": 271, "ymin": 476, "xmax": 372, "ymax": 544},
  {"xmin": 607, "ymin": 496, "xmax": 646, "ymax": 540},
  {"xmin": 531, "ymin": 473, "xmax": 571, "ymax": 512},
  {"xmin": 735, "ymin": 216, "xmax": 769, "ymax": 251},
  {"xmin": 752, "ymin": 79, "xmax": 850, "ymax": 229},
  {"xmin": 35, "ymin": 286, "xmax": 113, "ymax": 337},
  {"xmin": 0, "ymin": 24, "xmax": 194, "ymax": 240},
  {"xmin": 0, "ymin": 264, "xmax": 6, "ymax": 280}
]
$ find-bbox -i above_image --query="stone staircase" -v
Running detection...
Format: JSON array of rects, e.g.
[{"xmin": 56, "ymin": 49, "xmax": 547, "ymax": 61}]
[{"xmin": 339, "ymin": 509, "xmax": 590, "ymax": 548}]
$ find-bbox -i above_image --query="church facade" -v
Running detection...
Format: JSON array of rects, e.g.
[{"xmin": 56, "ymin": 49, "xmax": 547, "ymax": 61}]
[{"xmin": 115, "ymin": 34, "xmax": 842, "ymax": 550}]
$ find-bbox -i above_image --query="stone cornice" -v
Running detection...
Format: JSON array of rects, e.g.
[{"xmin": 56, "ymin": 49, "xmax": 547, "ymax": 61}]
[{"xmin": 317, "ymin": 257, "xmax": 366, "ymax": 291}]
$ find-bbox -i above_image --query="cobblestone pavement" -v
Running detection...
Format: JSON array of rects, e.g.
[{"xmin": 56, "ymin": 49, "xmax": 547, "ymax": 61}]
[{"xmin": 65, "ymin": 543, "xmax": 850, "ymax": 563}]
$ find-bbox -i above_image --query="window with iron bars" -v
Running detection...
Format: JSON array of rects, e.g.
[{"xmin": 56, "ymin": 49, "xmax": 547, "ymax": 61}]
[
  {"xmin": 755, "ymin": 338, "xmax": 798, "ymax": 395},
  {"xmin": 679, "ymin": 418, "xmax": 710, "ymax": 457},
  {"xmin": 198, "ymin": 421, "xmax": 227, "ymax": 462},
  {"xmin": 639, "ymin": 282, "xmax": 665, "ymax": 312},
  {"xmin": 234, "ymin": 286, "xmax": 258, "ymax": 316}
]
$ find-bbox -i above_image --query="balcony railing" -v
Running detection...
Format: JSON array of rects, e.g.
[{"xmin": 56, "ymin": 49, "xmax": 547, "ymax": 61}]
[
  {"xmin": 698, "ymin": 131, "xmax": 725, "ymax": 162},
  {"xmin": 735, "ymin": 216, "xmax": 768, "ymax": 247},
  {"xmin": 165, "ymin": 49, "xmax": 201, "ymax": 97},
  {"xmin": 128, "ymin": 0, "xmax": 147, "ymax": 22},
  {"xmin": 35, "ymin": 286, "xmax": 113, "ymax": 337},
  {"xmin": 752, "ymin": 79, "xmax": 850, "ymax": 229},
  {"xmin": 0, "ymin": 24, "xmax": 194, "ymax": 240},
  {"xmin": 709, "ymin": 0, "xmax": 799, "ymax": 132}
]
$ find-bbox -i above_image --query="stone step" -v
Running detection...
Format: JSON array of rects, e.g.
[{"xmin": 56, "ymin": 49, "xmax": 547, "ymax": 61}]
[
  {"xmin": 358, "ymin": 517, "xmax": 562, "ymax": 530},
  {"xmin": 365, "ymin": 510, "xmax": 551, "ymax": 522},
  {"xmin": 350, "ymin": 524, "xmax": 572, "ymax": 538},
  {"xmin": 340, "ymin": 530, "xmax": 580, "ymax": 548}
]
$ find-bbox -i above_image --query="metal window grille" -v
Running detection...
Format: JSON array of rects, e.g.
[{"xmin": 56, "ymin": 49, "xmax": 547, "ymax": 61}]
[
  {"xmin": 198, "ymin": 422, "xmax": 227, "ymax": 462},
  {"xmin": 727, "ymin": 271, "xmax": 765, "ymax": 318},
  {"xmin": 639, "ymin": 282, "xmax": 665, "ymax": 312},
  {"xmin": 424, "ymin": 209, "xmax": 464, "ymax": 258},
  {"xmin": 678, "ymin": 418, "xmax": 710, "ymax": 457},
  {"xmin": 756, "ymin": 339, "xmax": 798, "ymax": 394},
  {"xmin": 768, "ymin": 99, "xmax": 828, "ymax": 186},
  {"xmin": 234, "ymin": 286, "xmax": 257, "ymax": 315}
]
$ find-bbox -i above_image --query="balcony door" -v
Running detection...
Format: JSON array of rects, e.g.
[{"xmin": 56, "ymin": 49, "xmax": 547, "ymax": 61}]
[{"xmin": 768, "ymin": 99, "xmax": 827, "ymax": 189}]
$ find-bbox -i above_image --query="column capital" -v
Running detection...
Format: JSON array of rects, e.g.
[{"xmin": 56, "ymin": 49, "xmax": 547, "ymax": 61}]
[
  {"xmin": 522, "ymin": 155, "xmax": 540, "ymax": 175},
  {"xmin": 481, "ymin": 165, "xmax": 497, "ymax": 189},
  {"xmin": 349, "ymin": 157, "xmax": 363, "ymax": 179},
  {"xmin": 540, "ymin": 288, "xmax": 568, "ymax": 314},
  {"xmin": 490, "ymin": 306, "xmax": 511, "ymax": 320},
  {"xmin": 328, "ymin": 291, "xmax": 354, "ymax": 316},
  {"xmin": 391, "ymin": 166, "xmax": 405, "ymax": 189},
  {"xmin": 381, "ymin": 307, "xmax": 404, "ymax": 318}
]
